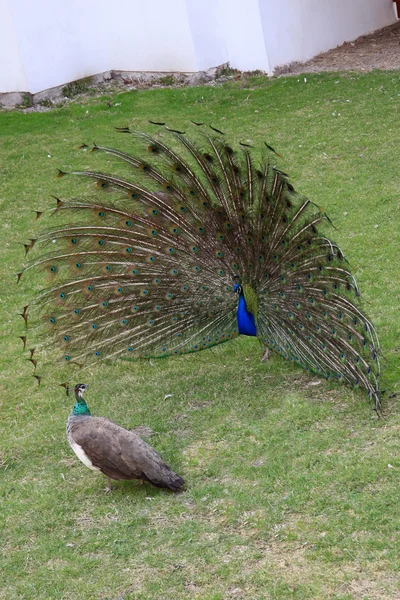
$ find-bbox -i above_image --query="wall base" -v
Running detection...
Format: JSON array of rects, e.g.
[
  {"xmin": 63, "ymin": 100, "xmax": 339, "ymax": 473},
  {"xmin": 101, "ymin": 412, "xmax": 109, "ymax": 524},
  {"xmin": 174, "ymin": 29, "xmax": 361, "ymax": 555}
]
[{"xmin": 0, "ymin": 68, "xmax": 223, "ymax": 108}]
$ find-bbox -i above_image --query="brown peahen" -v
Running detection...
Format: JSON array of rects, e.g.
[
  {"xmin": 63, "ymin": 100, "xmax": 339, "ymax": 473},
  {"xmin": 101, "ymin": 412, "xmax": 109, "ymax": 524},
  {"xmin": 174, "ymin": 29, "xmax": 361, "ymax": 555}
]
[
  {"xmin": 19, "ymin": 126, "xmax": 381, "ymax": 408},
  {"xmin": 66, "ymin": 383, "xmax": 185, "ymax": 492}
]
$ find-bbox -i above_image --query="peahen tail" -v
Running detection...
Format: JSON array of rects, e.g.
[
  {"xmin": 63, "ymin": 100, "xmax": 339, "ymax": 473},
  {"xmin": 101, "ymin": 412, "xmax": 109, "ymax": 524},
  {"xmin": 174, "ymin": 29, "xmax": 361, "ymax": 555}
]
[{"xmin": 19, "ymin": 126, "xmax": 381, "ymax": 407}]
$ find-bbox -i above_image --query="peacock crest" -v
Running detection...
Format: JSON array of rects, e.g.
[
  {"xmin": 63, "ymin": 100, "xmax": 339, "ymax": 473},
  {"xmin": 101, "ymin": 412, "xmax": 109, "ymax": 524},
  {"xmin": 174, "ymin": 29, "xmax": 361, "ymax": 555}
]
[{"xmin": 19, "ymin": 125, "xmax": 381, "ymax": 408}]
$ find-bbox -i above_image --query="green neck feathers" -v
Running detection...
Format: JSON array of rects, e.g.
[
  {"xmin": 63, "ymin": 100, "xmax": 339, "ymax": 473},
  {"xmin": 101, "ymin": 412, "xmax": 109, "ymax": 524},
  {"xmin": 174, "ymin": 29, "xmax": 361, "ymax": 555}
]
[
  {"xmin": 72, "ymin": 397, "xmax": 91, "ymax": 416},
  {"xmin": 242, "ymin": 283, "xmax": 258, "ymax": 318}
]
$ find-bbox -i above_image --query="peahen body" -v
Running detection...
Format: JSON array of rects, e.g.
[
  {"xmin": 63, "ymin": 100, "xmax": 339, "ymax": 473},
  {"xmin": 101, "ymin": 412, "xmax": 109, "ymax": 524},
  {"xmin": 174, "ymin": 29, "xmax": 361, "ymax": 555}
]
[
  {"xmin": 67, "ymin": 383, "xmax": 185, "ymax": 492},
  {"xmin": 20, "ymin": 126, "xmax": 380, "ymax": 407}
]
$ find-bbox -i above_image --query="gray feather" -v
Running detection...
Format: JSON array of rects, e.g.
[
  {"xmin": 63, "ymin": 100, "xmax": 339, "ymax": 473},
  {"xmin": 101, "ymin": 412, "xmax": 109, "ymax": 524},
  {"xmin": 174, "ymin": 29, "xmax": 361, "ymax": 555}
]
[{"xmin": 67, "ymin": 413, "xmax": 184, "ymax": 491}]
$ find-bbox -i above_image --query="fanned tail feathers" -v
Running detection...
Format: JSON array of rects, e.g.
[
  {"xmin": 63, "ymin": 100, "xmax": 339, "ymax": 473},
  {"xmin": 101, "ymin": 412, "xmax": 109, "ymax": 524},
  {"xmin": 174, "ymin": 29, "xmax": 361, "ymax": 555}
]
[{"xmin": 19, "ymin": 127, "xmax": 381, "ymax": 407}]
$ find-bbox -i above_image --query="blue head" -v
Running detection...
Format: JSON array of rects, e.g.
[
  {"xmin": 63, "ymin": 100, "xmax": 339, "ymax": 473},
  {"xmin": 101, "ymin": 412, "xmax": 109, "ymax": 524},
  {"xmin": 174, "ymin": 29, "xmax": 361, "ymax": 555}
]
[{"xmin": 233, "ymin": 275, "xmax": 242, "ymax": 294}]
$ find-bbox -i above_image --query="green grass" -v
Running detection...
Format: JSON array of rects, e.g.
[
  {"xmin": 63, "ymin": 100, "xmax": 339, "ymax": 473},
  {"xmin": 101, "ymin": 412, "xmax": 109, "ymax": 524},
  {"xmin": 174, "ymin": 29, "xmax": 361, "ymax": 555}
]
[{"xmin": 1, "ymin": 71, "xmax": 400, "ymax": 599}]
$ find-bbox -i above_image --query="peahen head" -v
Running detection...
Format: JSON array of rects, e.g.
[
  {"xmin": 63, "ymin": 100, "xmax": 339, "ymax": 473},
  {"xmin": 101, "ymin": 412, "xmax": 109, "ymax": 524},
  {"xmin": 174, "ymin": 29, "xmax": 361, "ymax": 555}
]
[
  {"xmin": 75, "ymin": 383, "xmax": 87, "ymax": 398},
  {"xmin": 72, "ymin": 383, "xmax": 91, "ymax": 415}
]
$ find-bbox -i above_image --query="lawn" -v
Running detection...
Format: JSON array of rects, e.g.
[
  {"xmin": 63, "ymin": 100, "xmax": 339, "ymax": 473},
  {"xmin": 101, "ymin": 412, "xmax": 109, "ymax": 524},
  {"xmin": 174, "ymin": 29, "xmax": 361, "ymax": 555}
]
[{"xmin": 0, "ymin": 71, "xmax": 399, "ymax": 600}]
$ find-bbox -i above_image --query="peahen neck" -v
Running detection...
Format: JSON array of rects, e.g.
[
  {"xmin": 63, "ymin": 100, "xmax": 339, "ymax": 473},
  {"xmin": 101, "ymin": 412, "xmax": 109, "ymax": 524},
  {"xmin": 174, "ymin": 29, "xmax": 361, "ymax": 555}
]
[
  {"xmin": 237, "ymin": 292, "xmax": 257, "ymax": 337},
  {"xmin": 72, "ymin": 396, "xmax": 91, "ymax": 416}
]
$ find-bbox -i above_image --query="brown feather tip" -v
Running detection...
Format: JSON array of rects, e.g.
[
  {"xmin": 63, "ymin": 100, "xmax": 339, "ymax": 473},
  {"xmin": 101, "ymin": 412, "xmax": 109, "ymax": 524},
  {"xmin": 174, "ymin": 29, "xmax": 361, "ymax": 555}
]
[
  {"xmin": 264, "ymin": 142, "xmax": 282, "ymax": 158},
  {"xmin": 60, "ymin": 383, "xmax": 70, "ymax": 396},
  {"xmin": 165, "ymin": 126, "xmax": 186, "ymax": 134},
  {"xmin": 51, "ymin": 196, "xmax": 64, "ymax": 209},
  {"xmin": 273, "ymin": 167, "xmax": 289, "ymax": 178},
  {"xmin": 29, "ymin": 348, "xmax": 35, "ymax": 359},
  {"xmin": 33, "ymin": 375, "xmax": 42, "ymax": 385},
  {"xmin": 16, "ymin": 272, "xmax": 23, "ymax": 283},
  {"xmin": 323, "ymin": 212, "xmax": 337, "ymax": 230},
  {"xmin": 19, "ymin": 305, "xmax": 28, "ymax": 323},
  {"xmin": 191, "ymin": 120, "xmax": 204, "ymax": 126},
  {"xmin": 56, "ymin": 170, "xmax": 67, "ymax": 178},
  {"xmin": 19, "ymin": 336, "xmax": 27, "ymax": 349},
  {"xmin": 115, "ymin": 126, "xmax": 131, "ymax": 133},
  {"xmin": 76, "ymin": 143, "xmax": 88, "ymax": 150},
  {"xmin": 23, "ymin": 239, "xmax": 36, "ymax": 255},
  {"xmin": 148, "ymin": 120, "xmax": 165, "ymax": 126},
  {"xmin": 210, "ymin": 125, "xmax": 225, "ymax": 135},
  {"xmin": 34, "ymin": 211, "xmax": 43, "ymax": 220}
]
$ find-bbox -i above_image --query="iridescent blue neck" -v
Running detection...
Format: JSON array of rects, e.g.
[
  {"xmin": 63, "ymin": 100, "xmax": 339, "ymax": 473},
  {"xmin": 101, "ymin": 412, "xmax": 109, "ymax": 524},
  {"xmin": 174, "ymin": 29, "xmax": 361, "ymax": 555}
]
[
  {"xmin": 72, "ymin": 398, "xmax": 91, "ymax": 416},
  {"xmin": 237, "ymin": 293, "xmax": 257, "ymax": 336}
]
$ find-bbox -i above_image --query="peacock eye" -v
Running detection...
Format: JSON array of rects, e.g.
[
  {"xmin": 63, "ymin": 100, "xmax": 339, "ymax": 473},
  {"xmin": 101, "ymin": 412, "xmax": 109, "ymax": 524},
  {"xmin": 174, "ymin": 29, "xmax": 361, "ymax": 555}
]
[{"xmin": 26, "ymin": 132, "xmax": 379, "ymax": 407}]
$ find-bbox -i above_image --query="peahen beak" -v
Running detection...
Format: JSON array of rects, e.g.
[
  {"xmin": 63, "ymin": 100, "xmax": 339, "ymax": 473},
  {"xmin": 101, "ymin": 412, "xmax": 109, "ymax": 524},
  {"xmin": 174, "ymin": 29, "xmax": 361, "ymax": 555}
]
[{"xmin": 74, "ymin": 383, "xmax": 88, "ymax": 397}]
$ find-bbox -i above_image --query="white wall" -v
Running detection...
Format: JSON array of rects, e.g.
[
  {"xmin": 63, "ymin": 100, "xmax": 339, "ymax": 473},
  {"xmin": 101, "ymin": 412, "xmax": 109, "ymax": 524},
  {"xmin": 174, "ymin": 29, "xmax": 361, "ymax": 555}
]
[
  {"xmin": 186, "ymin": 0, "xmax": 270, "ymax": 72},
  {"xmin": 0, "ymin": 0, "xmax": 397, "ymax": 94},
  {"xmin": 0, "ymin": 0, "xmax": 28, "ymax": 92},
  {"xmin": 1, "ymin": 0, "xmax": 199, "ymax": 94},
  {"xmin": 7, "ymin": 0, "xmax": 91, "ymax": 94},
  {"xmin": 259, "ymin": 0, "xmax": 396, "ymax": 71},
  {"xmin": 101, "ymin": 0, "xmax": 198, "ymax": 73}
]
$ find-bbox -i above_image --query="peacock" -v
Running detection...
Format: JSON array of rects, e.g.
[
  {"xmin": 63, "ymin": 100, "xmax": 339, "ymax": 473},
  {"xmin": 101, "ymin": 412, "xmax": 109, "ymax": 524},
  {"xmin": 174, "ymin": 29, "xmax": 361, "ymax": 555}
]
[
  {"xmin": 66, "ymin": 383, "xmax": 185, "ymax": 492},
  {"xmin": 19, "ymin": 125, "xmax": 381, "ymax": 408}
]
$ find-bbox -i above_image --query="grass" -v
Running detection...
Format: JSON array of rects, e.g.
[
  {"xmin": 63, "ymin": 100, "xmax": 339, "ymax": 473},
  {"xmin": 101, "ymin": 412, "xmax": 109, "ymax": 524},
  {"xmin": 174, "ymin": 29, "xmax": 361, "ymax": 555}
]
[{"xmin": 1, "ymin": 70, "xmax": 400, "ymax": 599}]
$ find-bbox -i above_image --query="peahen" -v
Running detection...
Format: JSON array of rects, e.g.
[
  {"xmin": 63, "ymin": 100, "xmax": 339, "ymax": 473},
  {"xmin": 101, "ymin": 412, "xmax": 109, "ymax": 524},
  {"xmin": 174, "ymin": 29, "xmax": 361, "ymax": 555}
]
[
  {"xmin": 19, "ymin": 126, "xmax": 381, "ymax": 408},
  {"xmin": 66, "ymin": 383, "xmax": 185, "ymax": 492}
]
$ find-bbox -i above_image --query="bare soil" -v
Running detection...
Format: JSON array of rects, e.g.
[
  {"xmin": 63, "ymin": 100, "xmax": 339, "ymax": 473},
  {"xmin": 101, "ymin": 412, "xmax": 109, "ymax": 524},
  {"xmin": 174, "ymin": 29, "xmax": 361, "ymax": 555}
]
[{"xmin": 275, "ymin": 20, "xmax": 400, "ymax": 75}]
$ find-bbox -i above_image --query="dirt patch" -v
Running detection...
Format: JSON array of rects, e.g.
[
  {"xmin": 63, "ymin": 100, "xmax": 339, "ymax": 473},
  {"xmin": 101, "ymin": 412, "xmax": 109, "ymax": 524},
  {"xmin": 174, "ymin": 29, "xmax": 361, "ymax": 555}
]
[{"xmin": 276, "ymin": 20, "xmax": 400, "ymax": 75}]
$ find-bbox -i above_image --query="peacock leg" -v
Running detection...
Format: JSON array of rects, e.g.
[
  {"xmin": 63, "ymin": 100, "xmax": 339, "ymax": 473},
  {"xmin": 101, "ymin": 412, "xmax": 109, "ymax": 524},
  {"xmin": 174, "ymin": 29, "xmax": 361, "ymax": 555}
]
[{"xmin": 261, "ymin": 348, "xmax": 270, "ymax": 362}]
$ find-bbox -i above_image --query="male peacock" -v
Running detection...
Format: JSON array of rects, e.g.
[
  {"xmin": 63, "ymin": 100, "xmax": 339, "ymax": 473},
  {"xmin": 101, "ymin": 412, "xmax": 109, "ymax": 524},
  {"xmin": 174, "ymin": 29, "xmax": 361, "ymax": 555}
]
[
  {"xmin": 19, "ymin": 126, "xmax": 381, "ymax": 407},
  {"xmin": 67, "ymin": 383, "xmax": 185, "ymax": 492}
]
